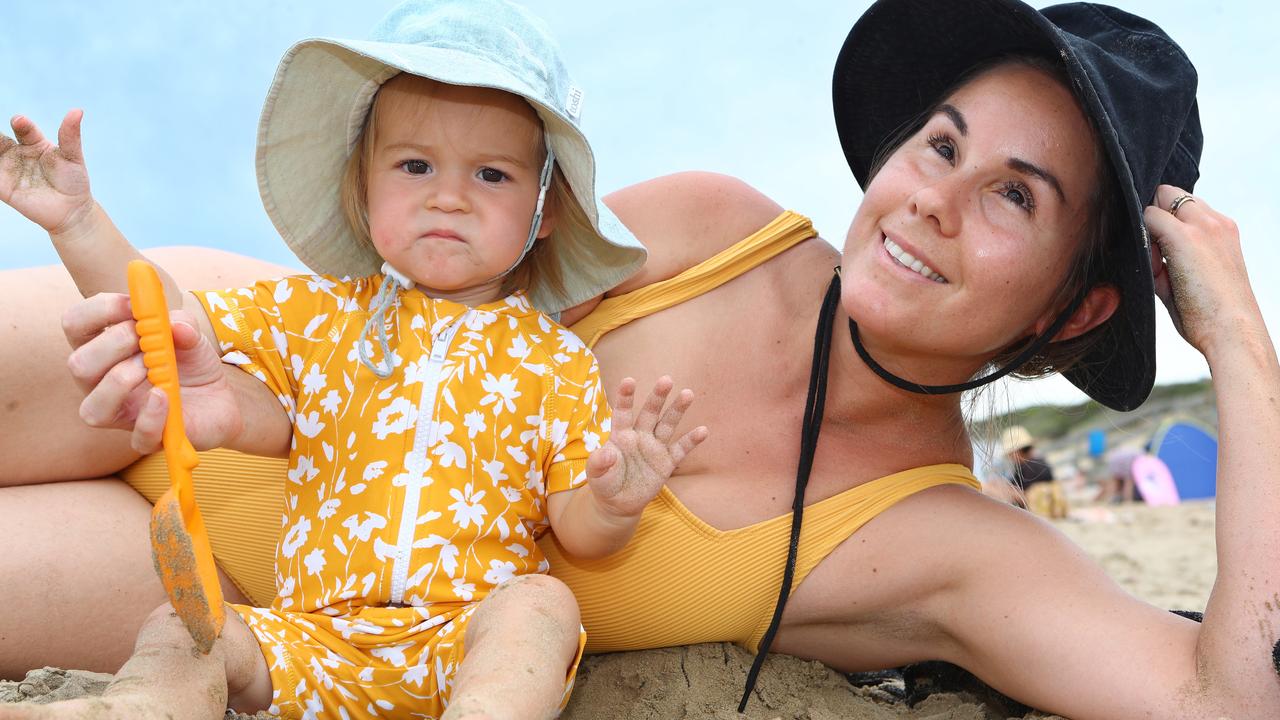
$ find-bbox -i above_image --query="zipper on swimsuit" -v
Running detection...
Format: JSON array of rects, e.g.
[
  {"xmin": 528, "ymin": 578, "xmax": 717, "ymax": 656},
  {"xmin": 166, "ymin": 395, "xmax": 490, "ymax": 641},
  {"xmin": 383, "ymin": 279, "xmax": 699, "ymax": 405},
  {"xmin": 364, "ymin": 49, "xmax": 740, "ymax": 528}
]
[{"xmin": 388, "ymin": 311, "xmax": 472, "ymax": 605}]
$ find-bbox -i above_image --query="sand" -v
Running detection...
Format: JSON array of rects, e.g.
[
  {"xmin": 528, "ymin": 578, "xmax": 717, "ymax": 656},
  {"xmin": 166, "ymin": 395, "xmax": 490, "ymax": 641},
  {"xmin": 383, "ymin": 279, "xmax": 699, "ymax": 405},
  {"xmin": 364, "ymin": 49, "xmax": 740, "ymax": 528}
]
[{"xmin": 1, "ymin": 501, "xmax": 1216, "ymax": 719}]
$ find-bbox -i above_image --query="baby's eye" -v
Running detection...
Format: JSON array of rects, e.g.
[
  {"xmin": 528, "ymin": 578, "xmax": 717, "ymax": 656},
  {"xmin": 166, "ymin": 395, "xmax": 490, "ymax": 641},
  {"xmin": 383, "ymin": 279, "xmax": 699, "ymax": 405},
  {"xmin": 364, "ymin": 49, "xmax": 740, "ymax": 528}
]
[
  {"xmin": 400, "ymin": 160, "xmax": 430, "ymax": 175},
  {"xmin": 927, "ymin": 133, "xmax": 956, "ymax": 165},
  {"xmin": 477, "ymin": 167, "xmax": 507, "ymax": 183}
]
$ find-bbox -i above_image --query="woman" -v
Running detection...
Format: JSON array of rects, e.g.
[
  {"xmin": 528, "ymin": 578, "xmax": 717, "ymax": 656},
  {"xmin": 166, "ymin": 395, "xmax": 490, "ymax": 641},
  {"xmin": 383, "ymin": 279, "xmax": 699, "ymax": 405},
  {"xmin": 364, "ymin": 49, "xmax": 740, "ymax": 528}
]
[{"xmin": 1, "ymin": 2, "xmax": 1275, "ymax": 718}]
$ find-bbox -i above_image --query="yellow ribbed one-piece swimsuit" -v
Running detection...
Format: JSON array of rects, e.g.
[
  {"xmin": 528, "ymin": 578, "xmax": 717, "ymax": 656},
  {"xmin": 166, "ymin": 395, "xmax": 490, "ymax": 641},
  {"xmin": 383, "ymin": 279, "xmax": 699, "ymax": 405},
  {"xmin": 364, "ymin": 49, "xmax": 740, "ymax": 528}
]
[{"xmin": 121, "ymin": 210, "xmax": 981, "ymax": 654}]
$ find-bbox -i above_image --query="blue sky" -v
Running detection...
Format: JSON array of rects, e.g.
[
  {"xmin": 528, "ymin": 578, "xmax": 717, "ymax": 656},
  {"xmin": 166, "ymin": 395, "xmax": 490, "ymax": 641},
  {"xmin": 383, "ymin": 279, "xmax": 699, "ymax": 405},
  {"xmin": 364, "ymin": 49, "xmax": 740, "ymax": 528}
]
[{"xmin": 2, "ymin": 1, "xmax": 1276, "ymax": 411}]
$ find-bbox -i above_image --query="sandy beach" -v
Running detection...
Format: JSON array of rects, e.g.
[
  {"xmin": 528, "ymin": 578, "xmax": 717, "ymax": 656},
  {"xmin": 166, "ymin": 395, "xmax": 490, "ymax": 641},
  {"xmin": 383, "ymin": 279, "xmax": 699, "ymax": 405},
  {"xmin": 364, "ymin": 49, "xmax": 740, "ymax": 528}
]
[{"xmin": 1, "ymin": 500, "xmax": 1216, "ymax": 719}]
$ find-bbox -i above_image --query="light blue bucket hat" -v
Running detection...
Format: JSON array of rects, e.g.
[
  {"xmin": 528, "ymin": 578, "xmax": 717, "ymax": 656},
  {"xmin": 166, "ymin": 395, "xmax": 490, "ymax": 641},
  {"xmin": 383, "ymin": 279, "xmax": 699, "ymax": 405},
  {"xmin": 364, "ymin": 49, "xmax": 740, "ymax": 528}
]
[{"xmin": 255, "ymin": 0, "xmax": 646, "ymax": 314}]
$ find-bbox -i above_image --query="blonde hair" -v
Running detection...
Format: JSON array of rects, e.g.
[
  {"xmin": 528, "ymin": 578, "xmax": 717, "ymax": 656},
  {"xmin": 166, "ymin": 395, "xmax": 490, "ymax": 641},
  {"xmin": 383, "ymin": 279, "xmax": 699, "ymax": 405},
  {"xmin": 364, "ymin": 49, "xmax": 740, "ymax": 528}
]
[{"xmin": 340, "ymin": 82, "xmax": 570, "ymax": 303}]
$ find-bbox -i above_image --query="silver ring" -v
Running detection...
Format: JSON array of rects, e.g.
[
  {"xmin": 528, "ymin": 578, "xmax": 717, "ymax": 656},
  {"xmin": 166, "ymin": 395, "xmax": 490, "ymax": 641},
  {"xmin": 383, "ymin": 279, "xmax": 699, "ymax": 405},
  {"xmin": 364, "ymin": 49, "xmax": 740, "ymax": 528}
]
[{"xmin": 1168, "ymin": 194, "xmax": 1196, "ymax": 217}]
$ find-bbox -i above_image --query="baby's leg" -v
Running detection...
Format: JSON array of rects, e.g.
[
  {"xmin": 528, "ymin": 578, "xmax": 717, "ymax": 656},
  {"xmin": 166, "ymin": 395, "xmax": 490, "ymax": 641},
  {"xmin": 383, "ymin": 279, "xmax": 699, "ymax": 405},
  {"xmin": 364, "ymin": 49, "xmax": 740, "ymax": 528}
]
[
  {"xmin": 444, "ymin": 574, "xmax": 583, "ymax": 720},
  {"xmin": 0, "ymin": 603, "xmax": 271, "ymax": 720}
]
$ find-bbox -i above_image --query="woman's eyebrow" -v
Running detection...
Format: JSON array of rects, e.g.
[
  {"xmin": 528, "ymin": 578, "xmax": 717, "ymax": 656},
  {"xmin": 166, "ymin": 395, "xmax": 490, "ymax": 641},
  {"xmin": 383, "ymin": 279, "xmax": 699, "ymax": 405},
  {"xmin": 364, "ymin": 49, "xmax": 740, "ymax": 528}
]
[
  {"xmin": 935, "ymin": 103, "xmax": 1067, "ymax": 205},
  {"xmin": 937, "ymin": 104, "xmax": 968, "ymax": 135},
  {"xmin": 1007, "ymin": 157, "xmax": 1067, "ymax": 204}
]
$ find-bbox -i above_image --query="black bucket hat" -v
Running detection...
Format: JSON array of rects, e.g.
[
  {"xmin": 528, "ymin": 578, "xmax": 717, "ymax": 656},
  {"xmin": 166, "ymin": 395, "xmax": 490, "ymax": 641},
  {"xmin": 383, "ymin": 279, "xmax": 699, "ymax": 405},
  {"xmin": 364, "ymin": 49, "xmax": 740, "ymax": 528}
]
[{"xmin": 833, "ymin": 0, "xmax": 1202, "ymax": 411}]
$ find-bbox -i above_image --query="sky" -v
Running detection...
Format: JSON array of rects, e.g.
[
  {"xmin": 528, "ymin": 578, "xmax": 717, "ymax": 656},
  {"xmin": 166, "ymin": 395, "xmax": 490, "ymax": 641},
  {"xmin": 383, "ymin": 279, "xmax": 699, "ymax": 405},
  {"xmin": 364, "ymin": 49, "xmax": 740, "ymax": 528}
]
[{"xmin": 2, "ymin": 1, "xmax": 1276, "ymax": 414}]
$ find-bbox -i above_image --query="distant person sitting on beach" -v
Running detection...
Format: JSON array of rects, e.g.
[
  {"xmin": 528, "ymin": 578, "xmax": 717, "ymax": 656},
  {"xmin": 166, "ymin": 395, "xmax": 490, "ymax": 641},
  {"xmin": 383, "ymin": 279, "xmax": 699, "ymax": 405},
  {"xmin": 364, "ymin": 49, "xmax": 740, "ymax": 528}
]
[
  {"xmin": 1098, "ymin": 446, "xmax": 1144, "ymax": 503},
  {"xmin": 0, "ymin": 1, "xmax": 708, "ymax": 718},
  {"xmin": 999, "ymin": 426, "xmax": 1068, "ymax": 519}
]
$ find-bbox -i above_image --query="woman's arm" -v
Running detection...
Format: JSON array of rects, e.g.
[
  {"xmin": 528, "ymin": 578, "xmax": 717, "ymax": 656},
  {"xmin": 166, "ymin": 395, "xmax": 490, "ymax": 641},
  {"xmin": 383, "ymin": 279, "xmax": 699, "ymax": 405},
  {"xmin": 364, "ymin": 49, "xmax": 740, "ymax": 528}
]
[
  {"xmin": 941, "ymin": 496, "xmax": 1218, "ymax": 718},
  {"xmin": 1145, "ymin": 184, "xmax": 1280, "ymax": 712},
  {"xmin": 0, "ymin": 249, "xmax": 297, "ymax": 485}
]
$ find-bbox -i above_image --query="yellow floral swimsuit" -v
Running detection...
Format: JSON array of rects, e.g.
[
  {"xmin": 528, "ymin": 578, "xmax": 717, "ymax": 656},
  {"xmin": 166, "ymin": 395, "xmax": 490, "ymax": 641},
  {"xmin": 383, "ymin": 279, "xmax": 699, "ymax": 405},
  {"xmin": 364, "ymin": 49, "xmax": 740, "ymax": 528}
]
[{"xmin": 197, "ymin": 273, "xmax": 606, "ymax": 719}]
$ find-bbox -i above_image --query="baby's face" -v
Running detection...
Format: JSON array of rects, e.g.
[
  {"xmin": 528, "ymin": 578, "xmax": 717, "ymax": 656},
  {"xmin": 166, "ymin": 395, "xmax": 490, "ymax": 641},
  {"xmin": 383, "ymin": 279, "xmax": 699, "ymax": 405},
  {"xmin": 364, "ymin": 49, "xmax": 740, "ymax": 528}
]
[{"xmin": 365, "ymin": 75, "xmax": 551, "ymax": 305}]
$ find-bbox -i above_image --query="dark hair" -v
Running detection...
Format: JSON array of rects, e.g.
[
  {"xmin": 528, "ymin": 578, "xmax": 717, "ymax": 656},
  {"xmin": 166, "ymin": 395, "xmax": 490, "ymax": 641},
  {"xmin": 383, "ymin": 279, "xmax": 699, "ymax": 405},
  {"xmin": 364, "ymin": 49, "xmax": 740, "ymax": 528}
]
[{"xmin": 866, "ymin": 53, "xmax": 1125, "ymax": 381}]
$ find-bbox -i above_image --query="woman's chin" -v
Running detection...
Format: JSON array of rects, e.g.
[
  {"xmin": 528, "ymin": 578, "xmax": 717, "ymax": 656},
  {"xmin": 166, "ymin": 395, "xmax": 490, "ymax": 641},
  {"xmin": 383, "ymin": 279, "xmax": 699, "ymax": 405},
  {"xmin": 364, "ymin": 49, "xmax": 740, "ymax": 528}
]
[{"xmin": 839, "ymin": 276, "xmax": 898, "ymax": 328}]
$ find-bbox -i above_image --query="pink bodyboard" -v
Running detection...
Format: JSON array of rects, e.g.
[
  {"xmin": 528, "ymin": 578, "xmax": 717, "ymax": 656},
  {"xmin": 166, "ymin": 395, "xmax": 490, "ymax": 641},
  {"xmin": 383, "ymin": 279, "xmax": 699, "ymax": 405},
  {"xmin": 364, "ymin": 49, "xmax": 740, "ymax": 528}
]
[{"xmin": 1131, "ymin": 454, "xmax": 1180, "ymax": 507}]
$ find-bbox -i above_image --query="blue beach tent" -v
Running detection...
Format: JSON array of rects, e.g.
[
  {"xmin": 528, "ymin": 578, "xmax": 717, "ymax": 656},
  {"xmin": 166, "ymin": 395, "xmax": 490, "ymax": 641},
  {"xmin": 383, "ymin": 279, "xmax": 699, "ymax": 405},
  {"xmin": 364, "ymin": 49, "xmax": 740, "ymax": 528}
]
[{"xmin": 1150, "ymin": 419, "xmax": 1218, "ymax": 500}]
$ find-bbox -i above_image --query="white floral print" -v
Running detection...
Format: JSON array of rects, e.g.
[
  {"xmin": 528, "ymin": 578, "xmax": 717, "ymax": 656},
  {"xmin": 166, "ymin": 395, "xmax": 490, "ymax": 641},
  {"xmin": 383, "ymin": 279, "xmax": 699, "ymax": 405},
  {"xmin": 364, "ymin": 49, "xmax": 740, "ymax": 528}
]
[{"xmin": 200, "ymin": 275, "xmax": 604, "ymax": 717}]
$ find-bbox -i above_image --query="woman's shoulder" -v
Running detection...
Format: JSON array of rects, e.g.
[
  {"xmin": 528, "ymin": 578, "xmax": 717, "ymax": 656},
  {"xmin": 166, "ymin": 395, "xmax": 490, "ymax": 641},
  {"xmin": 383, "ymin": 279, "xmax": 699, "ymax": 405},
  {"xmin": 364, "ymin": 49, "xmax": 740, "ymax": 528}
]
[{"xmin": 602, "ymin": 171, "xmax": 789, "ymax": 294}]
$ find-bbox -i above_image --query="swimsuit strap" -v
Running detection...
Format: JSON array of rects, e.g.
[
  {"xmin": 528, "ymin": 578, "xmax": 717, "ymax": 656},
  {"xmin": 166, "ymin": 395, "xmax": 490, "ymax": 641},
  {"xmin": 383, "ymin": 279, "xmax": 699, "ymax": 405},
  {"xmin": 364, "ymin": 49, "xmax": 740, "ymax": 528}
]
[
  {"xmin": 571, "ymin": 211, "xmax": 814, "ymax": 348},
  {"xmin": 739, "ymin": 268, "xmax": 840, "ymax": 710}
]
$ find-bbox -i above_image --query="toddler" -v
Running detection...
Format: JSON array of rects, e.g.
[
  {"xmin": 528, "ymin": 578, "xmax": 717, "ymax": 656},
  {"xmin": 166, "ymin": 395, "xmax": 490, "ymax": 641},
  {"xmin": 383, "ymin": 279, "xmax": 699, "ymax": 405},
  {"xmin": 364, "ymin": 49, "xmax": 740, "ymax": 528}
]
[{"xmin": 0, "ymin": 1, "xmax": 705, "ymax": 718}]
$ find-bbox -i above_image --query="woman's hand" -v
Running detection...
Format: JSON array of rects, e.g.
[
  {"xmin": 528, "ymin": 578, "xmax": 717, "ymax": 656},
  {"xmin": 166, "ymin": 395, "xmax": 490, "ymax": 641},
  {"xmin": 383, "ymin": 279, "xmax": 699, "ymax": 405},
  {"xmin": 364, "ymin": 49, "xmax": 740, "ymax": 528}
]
[
  {"xmin": 62, "ymin": 292, "xmax": 244, "ymax": 454},
  {"xmin": 584, "ymin": 376, "xmax": 709, "ymax": 520},
  {"xmin": 0, "ymin": 110, "xmax": 95, "ymax": 235},
  {"xmin": 1145, "ymin": 186, "xmax": 1280, "ymax": 717},
  {"xmin": 1145, "ymin": 184, "xmax": 1265, "ymax": 357}
]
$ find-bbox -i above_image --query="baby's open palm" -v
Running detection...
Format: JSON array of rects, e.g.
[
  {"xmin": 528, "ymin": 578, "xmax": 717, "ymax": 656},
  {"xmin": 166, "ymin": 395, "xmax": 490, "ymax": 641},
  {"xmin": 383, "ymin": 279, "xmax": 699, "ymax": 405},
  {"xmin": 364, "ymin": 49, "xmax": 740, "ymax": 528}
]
[
  {"xmin": 585, "ymin": 376, "xmax": 709, "ymax": 518},
  {"xmin": 0, "ymin": 110, "xmax": 93, "ymax": 233}
]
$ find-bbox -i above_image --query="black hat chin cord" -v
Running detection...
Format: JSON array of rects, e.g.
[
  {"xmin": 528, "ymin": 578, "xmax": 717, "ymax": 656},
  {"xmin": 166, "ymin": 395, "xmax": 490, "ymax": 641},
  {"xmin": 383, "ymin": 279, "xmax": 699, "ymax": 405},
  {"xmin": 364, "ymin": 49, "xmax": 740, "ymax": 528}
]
[
  {"xmin": 739, "ymin": 270, "xmax": 1085, "ymax": 711},
  {"xmin": 849, "ymin": 286, "xmax": 1088, "ymax": 396},
  {"xmin": 738, "ymin": 271, "xmax": 840, "ymax": 711}
]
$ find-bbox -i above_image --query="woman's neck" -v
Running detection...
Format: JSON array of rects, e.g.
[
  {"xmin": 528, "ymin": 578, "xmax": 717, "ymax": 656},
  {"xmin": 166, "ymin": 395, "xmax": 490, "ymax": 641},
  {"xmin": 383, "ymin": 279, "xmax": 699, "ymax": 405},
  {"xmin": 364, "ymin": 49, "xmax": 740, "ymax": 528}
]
[{"xmin": 822, "ymin": 302, "xmax": 970, "ymax": 450}]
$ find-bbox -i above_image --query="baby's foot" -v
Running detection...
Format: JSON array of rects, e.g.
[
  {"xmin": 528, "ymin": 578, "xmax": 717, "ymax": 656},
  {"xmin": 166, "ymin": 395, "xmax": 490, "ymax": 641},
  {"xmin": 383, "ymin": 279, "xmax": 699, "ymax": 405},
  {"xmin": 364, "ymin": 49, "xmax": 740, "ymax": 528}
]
[{"xmin": 0, "ymin": 695, "xmax": 181, "ymax": 720}]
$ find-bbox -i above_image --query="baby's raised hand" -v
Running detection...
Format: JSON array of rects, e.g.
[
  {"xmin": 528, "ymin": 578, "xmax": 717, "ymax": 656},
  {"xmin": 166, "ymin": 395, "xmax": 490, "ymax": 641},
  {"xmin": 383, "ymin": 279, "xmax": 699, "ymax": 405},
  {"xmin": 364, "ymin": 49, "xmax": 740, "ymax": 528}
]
[
  {"xmin": 584, "ymin": 376, "xmax": 708, "ymax": 519},
  {"xmin": 0, "ymin": 110, "xmax": 94, "ymax": 234}
]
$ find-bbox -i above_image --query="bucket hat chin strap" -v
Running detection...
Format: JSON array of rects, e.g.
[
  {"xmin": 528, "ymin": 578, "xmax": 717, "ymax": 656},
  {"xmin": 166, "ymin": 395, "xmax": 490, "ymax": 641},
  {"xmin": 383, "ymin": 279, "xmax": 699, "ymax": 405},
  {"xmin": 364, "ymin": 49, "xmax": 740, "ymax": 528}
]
[
  {"xmin": 493, "ymin": 136, "xmax": 556, "ymax": 281},
  {"xmin": 360, "ymin": 262, "xmax": 415, "ymax": 379}
]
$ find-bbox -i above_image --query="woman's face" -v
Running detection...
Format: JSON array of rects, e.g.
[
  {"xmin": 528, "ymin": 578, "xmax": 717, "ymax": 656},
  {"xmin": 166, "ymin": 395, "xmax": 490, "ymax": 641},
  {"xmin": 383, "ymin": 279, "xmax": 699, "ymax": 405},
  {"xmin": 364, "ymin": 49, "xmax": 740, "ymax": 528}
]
[{"xmin": 841, "ymin": 63, "xmax": 1101, "ymax": 379}]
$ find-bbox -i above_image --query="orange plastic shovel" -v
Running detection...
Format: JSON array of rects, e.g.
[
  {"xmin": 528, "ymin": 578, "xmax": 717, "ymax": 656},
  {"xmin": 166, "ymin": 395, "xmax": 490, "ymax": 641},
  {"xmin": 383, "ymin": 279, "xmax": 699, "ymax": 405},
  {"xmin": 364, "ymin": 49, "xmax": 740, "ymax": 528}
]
[{"xmin": 127, "ymin": 259, "xmax": 224, "ymax": 654}]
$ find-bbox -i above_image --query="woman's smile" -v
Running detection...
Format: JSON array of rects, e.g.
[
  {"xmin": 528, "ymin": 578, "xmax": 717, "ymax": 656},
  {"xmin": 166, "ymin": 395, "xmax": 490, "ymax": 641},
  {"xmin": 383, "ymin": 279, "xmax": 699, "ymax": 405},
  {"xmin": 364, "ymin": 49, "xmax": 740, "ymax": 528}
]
[{"xmin": 880, "ymin": 231, "xmax": 947, "ymax": 283}]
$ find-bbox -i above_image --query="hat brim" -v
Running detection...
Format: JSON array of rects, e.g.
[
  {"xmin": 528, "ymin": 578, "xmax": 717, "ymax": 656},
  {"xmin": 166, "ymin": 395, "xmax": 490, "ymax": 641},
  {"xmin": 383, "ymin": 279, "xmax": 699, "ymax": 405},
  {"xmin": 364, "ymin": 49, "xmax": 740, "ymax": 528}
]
[
  {"xmin": 256, "ymin": 37, "xmax": 645, "ymax": 313},
  {"xmin": 832, "ymin": 0, "xmax": 1156, "ymax": 411}
]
